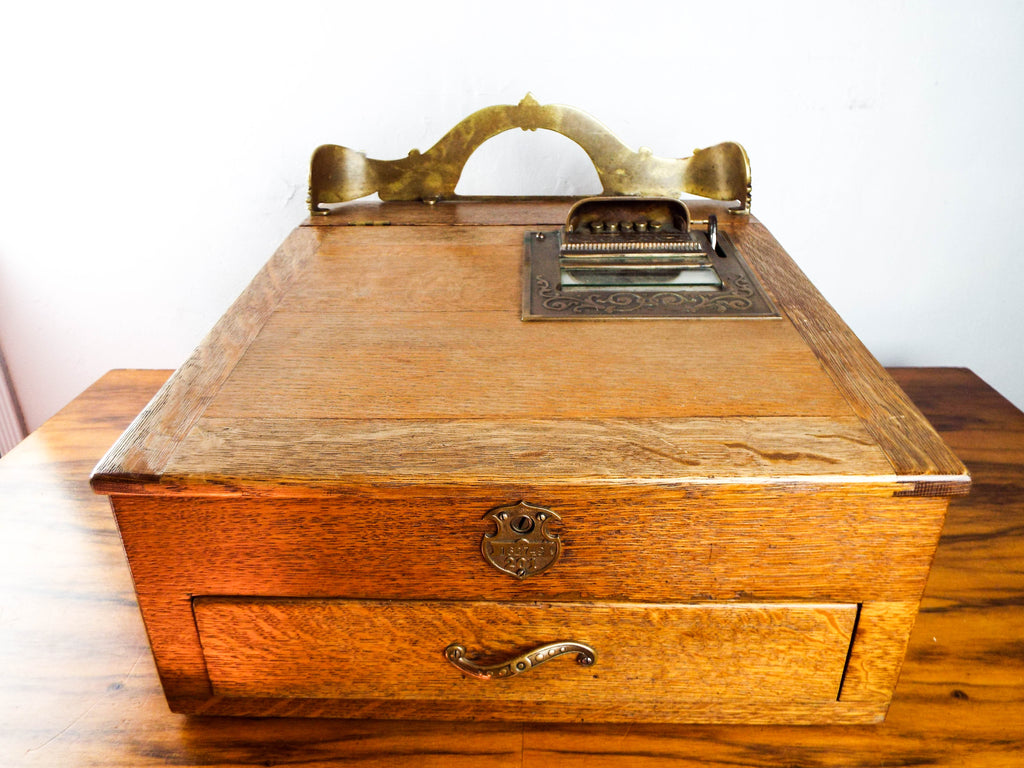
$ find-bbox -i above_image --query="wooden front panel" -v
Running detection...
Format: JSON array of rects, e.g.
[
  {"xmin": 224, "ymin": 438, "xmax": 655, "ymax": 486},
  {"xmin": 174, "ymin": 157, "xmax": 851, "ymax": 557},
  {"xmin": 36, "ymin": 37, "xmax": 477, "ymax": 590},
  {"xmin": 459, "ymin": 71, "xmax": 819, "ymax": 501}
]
[
  {"xmin": 111, "ymin": 489, "xmax": 949, "ymax": 605},
  {"xmin": 193, "ymin": 598, "xmax": 857, "ymax": 708},
  {"xmin": 111, "ymin": 487, "xmax": 946, "ymax": 720}
]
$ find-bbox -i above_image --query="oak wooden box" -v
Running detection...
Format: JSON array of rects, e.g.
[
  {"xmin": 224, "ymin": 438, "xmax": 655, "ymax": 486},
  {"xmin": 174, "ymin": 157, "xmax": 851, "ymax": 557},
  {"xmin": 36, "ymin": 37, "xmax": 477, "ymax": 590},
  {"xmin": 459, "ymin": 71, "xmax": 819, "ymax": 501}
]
[{"xmin": 91, "ymin": 198, "xmax": 968, "ymax": 724}]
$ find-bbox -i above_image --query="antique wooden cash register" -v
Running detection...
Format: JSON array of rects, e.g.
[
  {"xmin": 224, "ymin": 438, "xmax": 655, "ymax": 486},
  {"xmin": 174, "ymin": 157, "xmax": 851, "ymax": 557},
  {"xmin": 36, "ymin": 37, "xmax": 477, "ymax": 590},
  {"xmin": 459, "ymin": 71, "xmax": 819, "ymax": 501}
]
[{"xmin": 91, "ymin": 96, "xmax": 969, "ymax": 724}]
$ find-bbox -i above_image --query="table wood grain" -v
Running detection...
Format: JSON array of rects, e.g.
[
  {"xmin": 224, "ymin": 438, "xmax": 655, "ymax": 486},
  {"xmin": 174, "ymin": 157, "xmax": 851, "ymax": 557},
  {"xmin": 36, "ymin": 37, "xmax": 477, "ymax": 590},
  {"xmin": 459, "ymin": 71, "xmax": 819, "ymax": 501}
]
[{"xmin": 1, "ymin": 367, "xmax": 1020, "ymax": 766}]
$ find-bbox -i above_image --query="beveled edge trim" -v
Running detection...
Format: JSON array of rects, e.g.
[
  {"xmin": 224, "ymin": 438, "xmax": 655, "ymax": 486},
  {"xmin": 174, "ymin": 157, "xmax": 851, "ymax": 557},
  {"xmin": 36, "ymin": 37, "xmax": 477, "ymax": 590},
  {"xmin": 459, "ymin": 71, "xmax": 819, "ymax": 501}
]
[
  {"xmin": 93, "ymin": 475, "xmax": 912, "ymax": 500},
  {"xmin": 89, "ymin": 227, "xmax": 322, "ymax": 492}
]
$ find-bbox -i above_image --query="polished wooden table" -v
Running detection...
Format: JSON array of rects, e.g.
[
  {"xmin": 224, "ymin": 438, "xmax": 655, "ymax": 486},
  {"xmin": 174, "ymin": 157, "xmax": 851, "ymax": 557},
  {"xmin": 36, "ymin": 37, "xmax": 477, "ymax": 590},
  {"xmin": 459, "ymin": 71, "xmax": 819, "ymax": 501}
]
[{"xmin": 1, "ymin": 368, "xmax": 1021, "ymax": 766}]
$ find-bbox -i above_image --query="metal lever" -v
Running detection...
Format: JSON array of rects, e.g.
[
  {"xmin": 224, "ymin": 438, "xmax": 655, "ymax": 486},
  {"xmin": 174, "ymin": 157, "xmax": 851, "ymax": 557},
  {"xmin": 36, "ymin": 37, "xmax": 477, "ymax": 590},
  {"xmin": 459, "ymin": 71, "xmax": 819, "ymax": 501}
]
[{"xmin": 444, "ymin": 641, "xmax": 596, "ymax": 680}]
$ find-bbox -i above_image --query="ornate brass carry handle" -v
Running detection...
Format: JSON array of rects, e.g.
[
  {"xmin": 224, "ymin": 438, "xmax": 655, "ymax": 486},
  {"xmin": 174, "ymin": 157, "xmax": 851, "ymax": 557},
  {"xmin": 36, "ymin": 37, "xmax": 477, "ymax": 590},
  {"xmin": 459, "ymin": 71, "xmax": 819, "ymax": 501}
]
[
  {"xmin": 444, "ymin": 641, "xmax": 596, "ymax": 680},
  {"xmin": 309, "ymin": 93, "xmax": 750, "ymax": 214}
]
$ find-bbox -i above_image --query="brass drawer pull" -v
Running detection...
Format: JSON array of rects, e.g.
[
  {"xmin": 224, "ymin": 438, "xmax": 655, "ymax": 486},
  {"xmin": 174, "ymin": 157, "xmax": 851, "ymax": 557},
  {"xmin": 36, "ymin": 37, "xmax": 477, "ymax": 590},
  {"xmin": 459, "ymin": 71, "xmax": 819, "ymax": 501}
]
[{"xmin": 444, "ymin": 642, "xmax": 596, "ymax": 680}]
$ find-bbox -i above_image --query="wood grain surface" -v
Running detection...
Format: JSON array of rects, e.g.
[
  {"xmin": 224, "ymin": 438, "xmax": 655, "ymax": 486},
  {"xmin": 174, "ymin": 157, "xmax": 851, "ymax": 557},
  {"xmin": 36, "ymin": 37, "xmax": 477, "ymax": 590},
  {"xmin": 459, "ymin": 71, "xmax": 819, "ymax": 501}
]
[
  {"xmin": 194, "ymin": 599, "xmax": 856, "ymax": 707},
  {"xmin": 90, "ymin": 227, "xmax": 322, "ymax": 486},
  {"xmin": 205, "ymin": 306, "xmax": 842, "ymax": 419},
  {"xmin": 106, "ymin": 481, "xmax": 946, "ymax": 718},
  {"xmin": 91, "ymin": 202, "xmax": 966, "ymax": 497},
  {"xmin": 165, "ymin": 415, "xmax": 891, "ymax": 489},
  {"xmin": 86, "ymin": 200, "xmax": 966, "ymax": 723},
  {"xmin": 731, "ymin": 216, "xmax": 968, "ymax": 483},
  {"xmin": 110, "ymin": 487, "xmax": 947, "ymax": 606},
  {"xmin": 0, "ymin": 367, "xmax": 1020, "ymax": 764}
]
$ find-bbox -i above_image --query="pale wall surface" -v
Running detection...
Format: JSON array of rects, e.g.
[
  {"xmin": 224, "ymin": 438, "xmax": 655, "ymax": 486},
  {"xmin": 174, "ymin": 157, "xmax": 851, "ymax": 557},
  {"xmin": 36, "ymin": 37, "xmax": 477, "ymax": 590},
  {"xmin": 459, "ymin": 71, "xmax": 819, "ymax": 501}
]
[{"xmin": 1, "ymin": 1, "xmax": 1022, "ymax": 430}]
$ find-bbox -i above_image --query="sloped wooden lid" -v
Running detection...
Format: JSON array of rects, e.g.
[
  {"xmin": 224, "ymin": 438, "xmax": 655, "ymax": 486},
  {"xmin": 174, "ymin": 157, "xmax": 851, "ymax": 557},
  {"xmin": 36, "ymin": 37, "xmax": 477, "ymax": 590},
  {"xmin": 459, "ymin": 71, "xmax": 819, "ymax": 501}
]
[{"xmin": 91, "ymin": 201, "xmax": 968, "ymax": 498}]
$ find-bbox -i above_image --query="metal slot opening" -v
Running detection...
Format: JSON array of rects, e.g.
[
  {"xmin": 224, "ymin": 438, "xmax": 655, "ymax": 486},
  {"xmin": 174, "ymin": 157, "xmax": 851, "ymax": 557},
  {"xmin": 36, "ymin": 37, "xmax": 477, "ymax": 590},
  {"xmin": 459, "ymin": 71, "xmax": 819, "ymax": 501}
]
[{"xmin": 559, "ymin": 231, "xmax": 724, "ymax": 291}]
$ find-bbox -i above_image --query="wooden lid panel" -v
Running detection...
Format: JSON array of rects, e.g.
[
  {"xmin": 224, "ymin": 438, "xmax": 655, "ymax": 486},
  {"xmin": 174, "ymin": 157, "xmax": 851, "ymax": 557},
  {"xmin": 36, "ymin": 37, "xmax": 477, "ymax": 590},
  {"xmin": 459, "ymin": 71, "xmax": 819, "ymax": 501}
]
[
  {"xmin": 277, "ymin": 226, "xmax": 524, "ymax": 315},
  {"xmin": 91, "ymin": 201, "xmax": 968, "ymax": 495},
  {"xmin": 205, "ymin": 225, "xmax": 851, "ymax": 421},
  {"xmin": 206, "ymin": 311, "xmax": 849, "ymax": 421}
]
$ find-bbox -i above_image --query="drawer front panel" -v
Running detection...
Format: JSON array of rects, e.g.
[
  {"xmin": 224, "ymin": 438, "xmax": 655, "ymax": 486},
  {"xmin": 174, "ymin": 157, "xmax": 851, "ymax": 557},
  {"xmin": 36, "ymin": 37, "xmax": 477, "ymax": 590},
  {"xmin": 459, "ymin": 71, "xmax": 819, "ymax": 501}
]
[{"xmin": 193, "ymin": 598, "xmax": 857, "ymax": 706}]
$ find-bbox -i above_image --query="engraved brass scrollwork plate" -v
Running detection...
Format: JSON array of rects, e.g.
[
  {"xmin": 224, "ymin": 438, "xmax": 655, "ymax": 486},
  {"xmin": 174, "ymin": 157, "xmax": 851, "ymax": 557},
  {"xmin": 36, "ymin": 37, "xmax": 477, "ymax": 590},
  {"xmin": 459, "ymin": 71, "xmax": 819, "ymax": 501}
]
[
  {"xmin": 523, "ymin": 197, "xmax": 779, "ymax": 320},
  {"xmin": 308, "ymin": 94, "xmax": 751, "ymax": 213},
  {"xmin": 481, "ymin": 501, "xmax": 561, "ymax": 579}
]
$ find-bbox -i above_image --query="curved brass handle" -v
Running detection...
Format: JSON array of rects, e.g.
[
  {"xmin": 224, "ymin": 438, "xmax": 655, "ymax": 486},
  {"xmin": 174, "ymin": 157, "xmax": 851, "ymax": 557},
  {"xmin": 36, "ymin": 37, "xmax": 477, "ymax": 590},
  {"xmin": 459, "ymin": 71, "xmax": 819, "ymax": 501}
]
[
  {"xmin": 309, "ymin": 94, "xmax": 750, "ymax": 213},
  {"xmin": 444, "ymin": 641, "xmax": 596, "ymax": 681}
]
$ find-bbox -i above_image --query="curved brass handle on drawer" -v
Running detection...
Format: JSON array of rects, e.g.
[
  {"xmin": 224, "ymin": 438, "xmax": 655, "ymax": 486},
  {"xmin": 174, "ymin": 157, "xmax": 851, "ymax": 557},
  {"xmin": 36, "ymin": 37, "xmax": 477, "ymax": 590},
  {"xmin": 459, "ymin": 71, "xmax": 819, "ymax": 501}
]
[{"xmin": 444, "ymin": 642, "xmax": 596, "ymax": 681}]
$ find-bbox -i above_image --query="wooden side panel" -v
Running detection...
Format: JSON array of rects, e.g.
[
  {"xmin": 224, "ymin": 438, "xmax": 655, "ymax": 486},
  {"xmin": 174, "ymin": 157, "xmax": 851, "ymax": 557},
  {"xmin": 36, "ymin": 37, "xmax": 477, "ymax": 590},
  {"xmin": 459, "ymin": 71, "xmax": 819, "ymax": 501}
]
[
  {"xmin": 193, "ymin": 599, "xmax": 856, "ymax": 707},
  {"xmin": 839, "ymin": 600, "xmax": 921, "ymax": 704}
]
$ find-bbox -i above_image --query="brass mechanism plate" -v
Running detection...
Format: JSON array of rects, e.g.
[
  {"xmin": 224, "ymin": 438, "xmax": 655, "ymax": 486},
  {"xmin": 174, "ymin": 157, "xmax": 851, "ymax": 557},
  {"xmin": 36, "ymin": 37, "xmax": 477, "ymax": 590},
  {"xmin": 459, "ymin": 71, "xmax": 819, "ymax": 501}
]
[{"xmin": 523, "ymin": 198, "xmax": 779, "ymax": 320}]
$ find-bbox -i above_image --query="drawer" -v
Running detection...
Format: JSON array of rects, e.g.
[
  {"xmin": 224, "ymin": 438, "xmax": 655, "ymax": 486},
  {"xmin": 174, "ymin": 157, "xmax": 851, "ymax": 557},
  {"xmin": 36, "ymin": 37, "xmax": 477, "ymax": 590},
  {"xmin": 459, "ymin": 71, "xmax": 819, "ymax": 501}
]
[{"xmin": 193, "ymin": 598, "xmax": 858, "ymax": 708}]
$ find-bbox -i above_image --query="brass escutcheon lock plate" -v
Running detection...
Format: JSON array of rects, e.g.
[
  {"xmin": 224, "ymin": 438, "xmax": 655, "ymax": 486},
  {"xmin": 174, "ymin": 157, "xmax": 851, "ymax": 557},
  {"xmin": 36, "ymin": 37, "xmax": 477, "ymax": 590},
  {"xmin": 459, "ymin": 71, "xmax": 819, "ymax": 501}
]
[{"xmin": 481, "ymin": 501, "xmax": 562, "ymax": 579}]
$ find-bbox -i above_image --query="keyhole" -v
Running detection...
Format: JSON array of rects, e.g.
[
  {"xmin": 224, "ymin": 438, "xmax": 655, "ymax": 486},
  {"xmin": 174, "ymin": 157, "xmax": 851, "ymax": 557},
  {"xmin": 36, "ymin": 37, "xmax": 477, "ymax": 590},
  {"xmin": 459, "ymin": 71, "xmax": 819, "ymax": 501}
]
[{"xmin": 511, "ymin": 515, "xmax": 535, "ymax": 534}]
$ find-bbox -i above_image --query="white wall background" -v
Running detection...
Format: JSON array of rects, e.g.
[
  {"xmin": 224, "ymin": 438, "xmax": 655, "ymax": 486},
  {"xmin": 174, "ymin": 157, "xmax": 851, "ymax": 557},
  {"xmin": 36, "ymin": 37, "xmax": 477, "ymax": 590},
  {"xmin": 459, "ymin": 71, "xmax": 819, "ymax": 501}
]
[{"xmin": 1, "ymin": 0, "xmax": 1022, "ymax": 430}]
